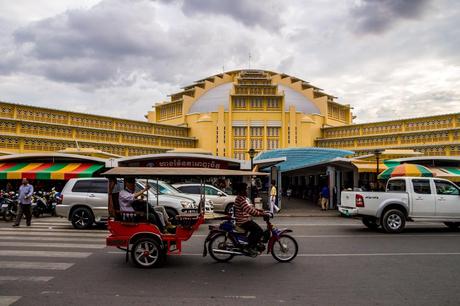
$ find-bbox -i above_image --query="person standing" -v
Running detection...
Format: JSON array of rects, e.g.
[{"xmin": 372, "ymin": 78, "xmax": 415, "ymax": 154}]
[
  {"xmin": 13, "ymin": 178, "xmax": 34, "ymax": 227},
  {"xmin": 320, "ymin": 185, "xmax": 330, "ymax": 211},
  {"xmin": 269, "ymin": 180, "xmax": 279, "ymax": 213}
]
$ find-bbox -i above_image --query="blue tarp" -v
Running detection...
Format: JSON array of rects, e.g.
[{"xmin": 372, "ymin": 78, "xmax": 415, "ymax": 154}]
[{"xmin": 255, "ymin": 147, "xmax": 353, "ymax": 173}]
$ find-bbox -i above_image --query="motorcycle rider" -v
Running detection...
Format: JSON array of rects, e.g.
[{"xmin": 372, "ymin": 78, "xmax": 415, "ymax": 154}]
[{"xmin": 233, "ymin": 182, "xmax": 267, "ymax": 255}]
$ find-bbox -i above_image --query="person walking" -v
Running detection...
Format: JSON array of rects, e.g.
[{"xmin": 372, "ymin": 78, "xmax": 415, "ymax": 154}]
[
  {"xmin": 320, "ymin": 185, "xmax": 330, "ymax": 211},
  {"xmin": 13, "ymin": 178, "xmax": 34, "ymax": 227},
  {"xmin": 269, "ymin": 180, "xmax": 280, "ymax": 214}
]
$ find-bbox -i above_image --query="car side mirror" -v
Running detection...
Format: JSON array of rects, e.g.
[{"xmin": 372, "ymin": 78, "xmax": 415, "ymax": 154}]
[{"xmin": 218, "ymin": 192, "xmax": 225, "ymax": 197}]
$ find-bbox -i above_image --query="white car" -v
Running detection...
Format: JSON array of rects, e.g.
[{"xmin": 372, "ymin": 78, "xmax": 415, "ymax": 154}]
[
  {"xmin": 138, "ymin": 180, "xmax": 214, "ymax": 214},
  {"xmin": 173, "ymin": 183, "xmax": 237, "ymax": 214}
]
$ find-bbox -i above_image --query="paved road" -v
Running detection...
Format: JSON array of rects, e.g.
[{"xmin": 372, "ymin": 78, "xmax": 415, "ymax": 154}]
[{"xmin": 1, "ymin": 216, "xmax": 460, "ymax": 306}]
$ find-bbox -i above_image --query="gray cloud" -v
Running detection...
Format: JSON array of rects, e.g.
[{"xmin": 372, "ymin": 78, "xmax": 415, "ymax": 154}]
[
  {"xmin": 350, "ymin": 0, "xmax": 431, "ymax": 34},
  {"xmin": 180, "ymin": 0, "xmax": 283, "ymax": 31},
  {"xmin": 0, "ymin": 0, "xmax": 459, "ymax": 122}
]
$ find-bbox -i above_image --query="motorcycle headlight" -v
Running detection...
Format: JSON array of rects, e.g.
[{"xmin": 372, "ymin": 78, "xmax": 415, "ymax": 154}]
[{"xmin": 180, "ymin": 200, "xmax": 193, "ymax": 208}]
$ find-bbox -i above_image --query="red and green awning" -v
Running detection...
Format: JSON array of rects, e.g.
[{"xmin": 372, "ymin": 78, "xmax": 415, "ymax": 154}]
[{"xmin": 0, "ymin": 163, "xmax": 104, "ymax": 180}]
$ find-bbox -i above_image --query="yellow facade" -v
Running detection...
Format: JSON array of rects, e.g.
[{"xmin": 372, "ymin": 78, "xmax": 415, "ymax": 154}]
[
  {"xmin": 0, "ymin": 101, "xmax": 195, "ymax": 156},
  {"xmin": 147, "ymin": 70, "xmax": 352, "ymax": 159},
  {"xmin": 317, "ymin": 113, "xmax": 460, "ymax": 156},
  {"xmin": 1, "ymin": 69, "xmax": 459, "ymax": 159}
]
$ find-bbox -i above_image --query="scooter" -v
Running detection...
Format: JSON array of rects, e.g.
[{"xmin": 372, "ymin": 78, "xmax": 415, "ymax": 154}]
[
  {"xmin": 203, "ymin": 213, "xmax": 298, "ymax": 263},
  {"xmin": 1, "ymin": 191, "xmax": 18, "ymax": 222},
  {"xmin": 32, "ymin": 191, "xmax": 56, "ymax": 218}
]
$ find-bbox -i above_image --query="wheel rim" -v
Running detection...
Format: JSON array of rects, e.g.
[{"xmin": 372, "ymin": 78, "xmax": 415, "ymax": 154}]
[
  {"xmin": 134, "ymin": 241, "xmax": 159, "ymax": 267},
  {"xmin": 210, "ymin": 235, "xmax": 234, "ymax": 260},
  {"xmin": 387, "ymin": 214, "xmax": 402, "ymax": 230},
  {"xmin": 272, "ymin": 236, "xmax": 297, "ymax": 261},
  {"xmin": 74, "ymin": 210, "xmax": 90, "ymax": 227}
]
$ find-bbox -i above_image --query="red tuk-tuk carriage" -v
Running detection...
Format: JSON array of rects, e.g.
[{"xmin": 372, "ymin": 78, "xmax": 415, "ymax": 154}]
[{"xmin": 103, "ymin": 167, "xmax": 267, "ymax": 268}]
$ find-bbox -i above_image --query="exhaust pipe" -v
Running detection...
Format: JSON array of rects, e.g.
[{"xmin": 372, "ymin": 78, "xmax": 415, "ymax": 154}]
[{"xmin": 212, "ymin": 249, "xmax": 244, "ymax": 256}]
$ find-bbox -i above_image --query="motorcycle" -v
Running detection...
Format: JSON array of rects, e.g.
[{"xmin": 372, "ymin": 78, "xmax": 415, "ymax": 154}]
[
  {"xmin": 1, "ymin": 191, "xmax": 18, "ymax": 222},
  {"xmin": 32, "ymin": 190, "xmax": 57, "ymax": 218},
  {"xmin": 203, "ymin": 213, "xmax": 298, "ymax": 263}
]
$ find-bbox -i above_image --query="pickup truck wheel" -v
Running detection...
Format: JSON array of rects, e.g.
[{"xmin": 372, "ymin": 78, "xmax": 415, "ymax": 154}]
[
  {"xmin": 382, "ymin": 209, "xmax": 405, "ymax": 233},
  {"xmin": 444, "ymin": 222, "xmax": 460, "ymax": 231},
  {"xmin": 362, "ymin": 217, "xmax": 379, "ymax": 230}
]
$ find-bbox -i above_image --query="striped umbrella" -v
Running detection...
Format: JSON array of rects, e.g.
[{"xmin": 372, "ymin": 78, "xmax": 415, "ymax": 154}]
[{"xmin": 378, "ymin": 163, "xmax": 433, "ymax": 180}]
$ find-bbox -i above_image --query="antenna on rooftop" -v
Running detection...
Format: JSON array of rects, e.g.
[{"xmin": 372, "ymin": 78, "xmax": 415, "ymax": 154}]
[{"xmin": 248, "ymin": 52, "xmax": 252, "ymax": 69}]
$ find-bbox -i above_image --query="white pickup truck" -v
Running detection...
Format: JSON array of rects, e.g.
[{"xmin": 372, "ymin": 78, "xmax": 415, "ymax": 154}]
[{"xmin": 339, "ymin": 177, "xmax": 460, "ymax": 233}]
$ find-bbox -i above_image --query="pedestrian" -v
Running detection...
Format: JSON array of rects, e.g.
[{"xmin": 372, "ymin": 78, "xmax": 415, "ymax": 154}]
[
  {"xmin": 13, "ymin": 178, "xmax": 34, "ymax": 227},
  {"xmin": 269, "ymin": 180, "xmax": 280, "ymax": 214},
  {"xmin": 320, "ymin": 185, "xmax": 329, "ymax": 211}
]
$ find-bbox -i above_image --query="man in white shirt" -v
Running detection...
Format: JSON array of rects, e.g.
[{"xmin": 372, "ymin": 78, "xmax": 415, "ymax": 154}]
[{"xmin": 119, "ymin": 178, "xmax": 166, "ymax": 232}]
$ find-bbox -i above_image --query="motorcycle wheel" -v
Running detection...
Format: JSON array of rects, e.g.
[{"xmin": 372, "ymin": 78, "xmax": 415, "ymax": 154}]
[
  {"xmin": 3, "ymin": 212, "xmax": 14, "ymax": 222},
  {"xmin": 208, "ymin": 233, "xmax": 235, "ymax": 263},
  {"xmin": 33, "ymin": 210, "xmax": 41, "ymax": 218},
  {"xmin": 271, "ymin": 234, "xmax": 298, "ymax": 263}
]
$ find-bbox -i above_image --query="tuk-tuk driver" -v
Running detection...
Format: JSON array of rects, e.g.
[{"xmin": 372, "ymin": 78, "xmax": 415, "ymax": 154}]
[{"xmin": 119, "ymin": 177, "xmax": 166, "ymax": 232}]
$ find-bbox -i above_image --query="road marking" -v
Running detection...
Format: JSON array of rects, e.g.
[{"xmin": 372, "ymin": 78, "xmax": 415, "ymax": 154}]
[
  {"xmin": 0, "ymin": 229, "xmax": 109, "ymax": 238},
  {"xmin": 0, "ymin": 261, "xmax": 74, "ymax": 270},
  {"xmin": 107, "ymin": 252, "xmax": 460, "ymax": 257},
  {"xmin": 224, "ymin": 296, "xmax": 256, "ymax": 299},
  {"xmin": 0, "ymin": 250, "xmax": 92, "ymax": 258},
  {"xmin": 0, "ymin": 242, "xmax": 105, "ymax": 249},
  {"xmin": 184, "ymin": 233, "xmax": 460, "ymax": 239},
  {"xmin": 0, "ymin": 236, "xmax": 104, "ymax": 243},
  {"xmin": 0, "ymin": 228, "xmax": 107, "ymax": 234},
  {"xmin": 0, "ymin": 276, "xmax": 53, "ymax": 282},
  {"xmin": 0, "ymin": 296, "xmax": 21, "ymax": 306}
]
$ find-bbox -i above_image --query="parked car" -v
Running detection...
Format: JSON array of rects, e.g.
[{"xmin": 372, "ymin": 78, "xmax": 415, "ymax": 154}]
[
  {"xmin": 56, "ymin": 178, "xmax": 197, "ymax": 229},
  {"xmin": 139, "ymin": 180, "xmax": 214, "ymax": 214},
  {"xmin": 173, "ymin": 183, "xmax": 236, "ymax": 214},
  {"xmin": 339, "ymin": 177, "xmax": 460, "ymax": 233}
]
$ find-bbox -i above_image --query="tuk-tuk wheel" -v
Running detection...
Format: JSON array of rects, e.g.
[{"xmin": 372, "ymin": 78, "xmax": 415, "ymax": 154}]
[{"xmin": 131, "ymin": 237, "xmax": 164, "ymax": 268}]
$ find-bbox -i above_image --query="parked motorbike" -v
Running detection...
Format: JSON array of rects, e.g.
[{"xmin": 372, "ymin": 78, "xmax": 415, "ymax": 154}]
[
  {"xmin": 203, "ymin": 213, "xmax": 298, "ymax": 262},
  {"xmin": 32, "ymin": 190, "xmax": 57, "ymax": 218},
  {"xmin": 1, "ymin": 191, "xmax": 18, "ymax": 222}
]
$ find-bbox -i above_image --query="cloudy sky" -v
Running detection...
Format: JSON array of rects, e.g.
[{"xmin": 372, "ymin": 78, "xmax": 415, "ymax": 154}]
[{"xmin": 1, "ymin": 0, "xmax": 459, "ymax": 123}]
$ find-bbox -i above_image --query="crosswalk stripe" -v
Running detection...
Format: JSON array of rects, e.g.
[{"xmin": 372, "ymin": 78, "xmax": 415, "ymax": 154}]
[
  {"xmin": 0, "ymin": 276, "xmax": 53, "ymax": 282},
  {"xmin": 0, "ymin": 296, "xmax": 21, "ymax": 306},
  {"xmin": 0, "ymin": 261, "xmax": 73, "ymax": 270},
  {"xmin": 0, "ymin": 228, "xmax": 107, "ymax": 234},
  {"xmin": 0, "ymin": 228, "xmax": 109, "ymax": 236},
  {"xmin": 0, "ymin": 242, "xmax": 105, "ymax": 249},
  {"xmin": 0, "ymin": 236, "xmax": 104, "ymax": 243},
  {"xmin": 0, "ymin": 250, "xmax": 92, "ymax": 258},
  {"xmin": 0, "ymin": 231, "xmax": 106, "ymax": 238}
]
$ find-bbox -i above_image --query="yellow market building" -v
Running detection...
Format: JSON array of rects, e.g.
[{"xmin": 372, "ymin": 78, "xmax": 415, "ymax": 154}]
[
  {"xmin": 147, "ymin": 69, "xmax": 460, "ymax": 159},
  {"xmin": 0, "ymin": 69, "xmax": 459, "ymax": 159}
]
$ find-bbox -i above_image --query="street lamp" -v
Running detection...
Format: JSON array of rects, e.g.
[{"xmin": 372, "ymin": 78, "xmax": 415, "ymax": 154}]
[
  {"xmin": 374, "ymin": 149, "xmax": 383, "ymax": 188},
  {"xmin": 247, "ymin": 148, "xmax": 256, "ymax": 203}
]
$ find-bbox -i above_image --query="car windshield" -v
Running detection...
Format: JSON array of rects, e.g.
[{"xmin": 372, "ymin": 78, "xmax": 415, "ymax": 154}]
[{"xmin": 142, "ymin": 180, "xmax": 181, "ymax": 195}]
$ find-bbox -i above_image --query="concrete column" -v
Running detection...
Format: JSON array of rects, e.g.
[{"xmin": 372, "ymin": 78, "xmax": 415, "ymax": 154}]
[
  {"xmin": 353, "ymin": 168, "xmax": 359, "ymax": 188},
  {"xmin": 327, "ymin": 166, "xmax": 336, "ymax": 209}
]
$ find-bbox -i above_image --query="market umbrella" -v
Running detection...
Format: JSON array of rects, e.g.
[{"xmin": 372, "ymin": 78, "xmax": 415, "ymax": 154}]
[{"xmin": 377, "ymin": 164, "xmax": 433, "ymax": 180}]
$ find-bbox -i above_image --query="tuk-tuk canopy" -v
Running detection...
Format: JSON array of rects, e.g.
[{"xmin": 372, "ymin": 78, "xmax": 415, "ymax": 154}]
[{"xmin": 102, "ymin": 167, "xmax": 268, "ymax": 178}]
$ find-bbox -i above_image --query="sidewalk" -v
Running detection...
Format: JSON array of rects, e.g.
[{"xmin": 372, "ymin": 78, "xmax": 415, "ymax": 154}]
[{"xmin": 275, "ymin": 197, "xmax": 340, "ymax": 217}]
